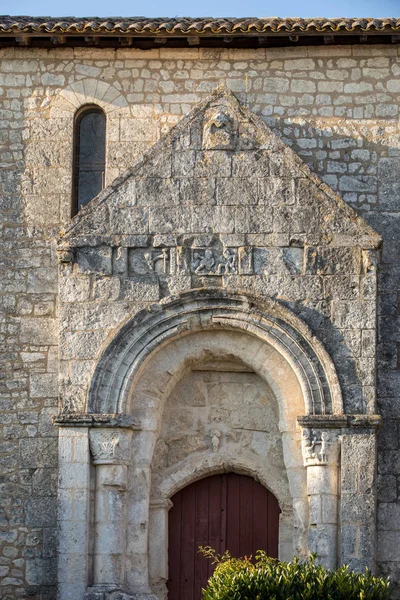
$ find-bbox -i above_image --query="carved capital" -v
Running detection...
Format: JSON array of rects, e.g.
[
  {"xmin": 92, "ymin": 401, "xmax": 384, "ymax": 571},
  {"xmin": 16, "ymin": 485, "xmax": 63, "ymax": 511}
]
[
  {"xmin": 89, "ymin": 428, "xmax": 132, "ymax": 465},
  {"xmin": 149, "ymin": 498, "xmax": 173, "ymax": 511},
  {"xmin": 301, "ymin": 427, "xmax": 340, "ymax": 467}
]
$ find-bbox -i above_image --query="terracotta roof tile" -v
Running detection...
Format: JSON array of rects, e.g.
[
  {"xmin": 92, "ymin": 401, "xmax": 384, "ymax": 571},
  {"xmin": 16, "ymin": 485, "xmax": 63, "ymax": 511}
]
[{"xmin": 0, "ymin": 16, "xmax": 399, "ymax": 36}]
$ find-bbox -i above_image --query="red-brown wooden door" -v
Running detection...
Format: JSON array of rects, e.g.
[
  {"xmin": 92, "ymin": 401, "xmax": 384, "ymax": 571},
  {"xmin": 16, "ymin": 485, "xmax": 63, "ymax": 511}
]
[{"xmin": 167, "ymin": 472, "xmax": 280, "ymax": 600}]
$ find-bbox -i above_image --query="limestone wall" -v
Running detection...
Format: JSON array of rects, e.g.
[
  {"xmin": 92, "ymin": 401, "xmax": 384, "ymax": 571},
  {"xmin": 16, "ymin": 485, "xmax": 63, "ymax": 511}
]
[{"xmin": 0, "ymin": 43, "xmax": 399, "ymax": 598}]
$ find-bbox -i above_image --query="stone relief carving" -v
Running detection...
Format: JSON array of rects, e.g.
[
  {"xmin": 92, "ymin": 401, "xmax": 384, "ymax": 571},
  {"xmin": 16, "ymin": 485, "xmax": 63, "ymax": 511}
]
[
  {"xmin": 89, "ymin": 429, "xmax": 132, "ymax": 464},
  {"xmin": 301, "ymin": 428, "xmax": 338, "ymax": 466},
  {"xmin": 192, "ymin": 249, "xmax": 215, "ymax": 274},
  {"xmin": 89, "ymin": 431, "xmax": 120, "ymax": 462},
  {"xmin": 203, "ymin": 106, "xmax": 237, "ymax": 150},
  {"xmin": 217, "ymin": 248, "xmax": 237, "ymax": 274},
  {"xmin": 191, "ymin": 248, "xmax": 237, "ymax": 276},
  {"xmin": 144, "ymin": 248, "xmax": 169, "ymax": 274},
  {"xmin": 211, "ymin": 430, "xmax": 221, "ymax": 452},
  {"xmin": 126, "ymin": 243, "xmax": 250, "ymax": 277}
]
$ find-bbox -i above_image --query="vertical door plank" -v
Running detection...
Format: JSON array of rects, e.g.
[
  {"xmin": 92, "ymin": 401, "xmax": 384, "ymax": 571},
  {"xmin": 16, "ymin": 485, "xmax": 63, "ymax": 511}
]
[
  {"xmin": 238, "ymin": 474, "xmax": 254, "ymax": 558},
  {"xmin": 220, "ymin": 474, "xmax": 228, "ymax": 555},
  {"xmin": 226, "ymin": 473, "xmax": 240, "ymax": 558},
  {"xmin": 207, "ymin": 474, "xmax": 222, "ymax": 580},
  {"xmin": 253, "ymin": 480, "xmax": 269, "ymax": 555},
  {"xmin": 168, "ymin": 492, "xmax": 182, "ymax": 600},
  {"xmin": 267, "ymin": 491, "xmax": 280, "ymax": 557},
  {"xmin": 180, "ymin": 484, "xmax": 196, "ymax": 600},
  {"xmin": 194, "ymin": 479, "xmax": 210, "ymax": 600}
]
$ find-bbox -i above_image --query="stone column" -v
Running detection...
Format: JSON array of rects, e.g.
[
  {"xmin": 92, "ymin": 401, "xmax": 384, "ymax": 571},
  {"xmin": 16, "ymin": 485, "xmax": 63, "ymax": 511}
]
[
  {"xmin": 148, "ymin": 498, "xmax": 173, "ymax": 598},
  {"xmin": 301, "ymin": 425, "xmax": 340, "ymax": 570},
  {"xmin": 57, "ymin": 426, "xmax": 92, "ymax": 600},
  {"xmin": 88, "ymin": 427, "xmax": 133, "ymax": 597}
]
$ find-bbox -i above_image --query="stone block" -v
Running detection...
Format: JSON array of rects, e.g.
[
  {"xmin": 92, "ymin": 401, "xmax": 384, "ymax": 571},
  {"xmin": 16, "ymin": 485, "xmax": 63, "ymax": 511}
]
[
  {"xmin": 60, "ymin": 330, "xmax": 110, "ymax": 360},
  {"xmin": 59, "ymin": 273, "xmax": 91, "ymax": 303},
  {"xmin": 305, "ymin": 247, "xmax": 361, "ymax": 275},
  {"xmin": 76, "ymin": 247, "xmax": 112, "ymax": 275},
  {"xmin": 59, "ymin": 463, "xmax": 90, "ymax": 490},
  {"xmin": 331, "ymin": 300, "xmax": 375, "ymax": 329},
  {"xmin": 235, "ymin": 206, "xmax": 273, "ymax": 233},
  {"xmin": 93, "ymin": 276, "xmax": 121, "ymax": 301},
  {"xmin": 216, "ymin": 177, "xmax": 258, "ymax": 205},
  {"xmin": 19, "ymin": 438, "xmax": 57, "ymax": 469},
  {"xmin": 179, "ymin": 177, "xmax": 216, "ymax": 205},
  {"xmin": 32, "ymin": 468, "xmax": 58, "ymax": 496},
  {"xmin": 30, "ymin": 373, "xmax": 58, "ymax": 398},
  {"xmin": 26, "ymin": 497, "xmax": 57, "ymax": 527},
  {"xmin": 119, "ymin": 277, "xmax": 159, "ymax": 301},
  {"xmin": 20, "ymin": 318, "xmax": 58, "ymax": 345},
  {"xmin": 253, "ymin": 247, "xmax": 303, "ymax": 275},
  {"xmin": 26, "ymin": 557, "xmax": 57, "ymax": 585},
  {"xmin": 194, "ymin": 151, "xmax": 231, "ymax": 177}
]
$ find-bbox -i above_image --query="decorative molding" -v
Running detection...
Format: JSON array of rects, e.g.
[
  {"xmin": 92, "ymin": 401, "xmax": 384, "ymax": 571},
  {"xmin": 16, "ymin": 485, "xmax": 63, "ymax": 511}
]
[
  {"xmin": 298, "ymin": 414, "xmax": 381, "ymax": 429},
  {"xmin": 54, "ymin": 413, "xmax": 138, "ymax": 428},
  {"xmin": 88, "ymin": 290, "xmax": 343, "ymax": 416}
]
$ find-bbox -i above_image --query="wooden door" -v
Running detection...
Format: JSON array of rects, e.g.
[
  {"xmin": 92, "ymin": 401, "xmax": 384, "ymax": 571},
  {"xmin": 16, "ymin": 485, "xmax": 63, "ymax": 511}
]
[{"xmin": 167, "ymin": 472, "xmax": 280, "ymax": 600}]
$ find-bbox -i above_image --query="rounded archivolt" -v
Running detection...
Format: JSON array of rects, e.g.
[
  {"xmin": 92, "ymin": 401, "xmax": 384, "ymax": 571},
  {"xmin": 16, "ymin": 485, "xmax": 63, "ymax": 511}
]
[
  {"xmin": 51, "ymin": 78, "xmax": 128, "ymax": 117},
  {"xmin": 87, "ymin": 290, "xmax": 343, "ymax": 416}
]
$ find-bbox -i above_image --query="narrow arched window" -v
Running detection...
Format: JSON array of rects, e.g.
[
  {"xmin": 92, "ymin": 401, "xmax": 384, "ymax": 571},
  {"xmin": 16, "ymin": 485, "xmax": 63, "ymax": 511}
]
[{"xmin": 72, "ymin": 105, "xmax": 106, "ymax": 215}]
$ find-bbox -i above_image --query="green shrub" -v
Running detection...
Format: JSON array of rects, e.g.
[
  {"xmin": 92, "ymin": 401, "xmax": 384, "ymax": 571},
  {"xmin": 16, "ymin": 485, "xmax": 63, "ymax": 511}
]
[{"xmin": 199, "ymin": 547, "xmax": 392, "ymax": 600}]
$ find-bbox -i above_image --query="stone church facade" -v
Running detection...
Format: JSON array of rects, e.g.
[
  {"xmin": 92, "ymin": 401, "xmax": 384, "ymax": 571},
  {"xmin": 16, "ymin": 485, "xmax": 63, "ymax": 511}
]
[{"xmin": 0, "ymin": 15, "xmax": 400, "ymax": 600}]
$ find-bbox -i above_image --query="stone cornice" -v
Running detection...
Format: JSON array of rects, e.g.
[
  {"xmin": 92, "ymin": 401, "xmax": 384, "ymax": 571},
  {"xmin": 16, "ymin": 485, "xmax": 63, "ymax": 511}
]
[
  {"xmin": 298, "ymin": 414, "xmax": 382, "ymax": 429},
  {"xmin": 53, "ymin": 412, "xmax": 139, "ymax": 428}
]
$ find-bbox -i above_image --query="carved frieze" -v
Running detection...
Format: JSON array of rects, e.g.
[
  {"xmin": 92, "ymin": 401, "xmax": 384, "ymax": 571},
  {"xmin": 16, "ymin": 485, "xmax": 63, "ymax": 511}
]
[{"xmin": 127, "ymin": 244, "xmax": 253, "ymax": 276}]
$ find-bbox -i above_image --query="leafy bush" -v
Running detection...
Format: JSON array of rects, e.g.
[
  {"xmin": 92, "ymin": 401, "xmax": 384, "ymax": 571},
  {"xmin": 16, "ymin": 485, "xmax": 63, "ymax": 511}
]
[{"xmin": 199, "ymin": 547, "xmax": 392, "ymax": 600}]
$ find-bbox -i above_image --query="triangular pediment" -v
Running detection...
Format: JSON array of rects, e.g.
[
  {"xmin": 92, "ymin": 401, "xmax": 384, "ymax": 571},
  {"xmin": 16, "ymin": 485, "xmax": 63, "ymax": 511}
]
[{"xmin": 60, "ymin": 85, "xmax": 380, "ymax": 249}]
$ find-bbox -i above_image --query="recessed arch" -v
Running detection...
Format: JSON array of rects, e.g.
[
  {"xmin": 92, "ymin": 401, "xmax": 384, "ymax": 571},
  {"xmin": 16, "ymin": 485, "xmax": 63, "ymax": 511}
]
[
  {"xmin": 88, "ymin": 290, "xmax": 343, "ymax": 417},
  {"xmin": 151, "ymin": 449, "xmax": 292, "ymax": 511}
]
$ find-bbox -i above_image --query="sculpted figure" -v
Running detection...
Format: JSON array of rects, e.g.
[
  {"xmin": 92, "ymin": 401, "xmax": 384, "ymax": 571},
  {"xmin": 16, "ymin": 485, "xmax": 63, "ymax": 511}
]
[
  {"xmin": 192, "ymin": 249, "xmax": 215, "ymax": 274},
  {"xmin": 203, "ymin": 106, "xmax": 236, "ymax": 150},
  {"xmin": 217, "ymin": 248, "xmax": 237, "ymax": 274},
  {"xmin": 319, "ymin": 431, "xmax": 329, "ymax": 463},
  {"xmin": 211, "ymin": 430, "xmax": 221, "ymax": 452},
  {"xmin": 302, "ymin": 428, "xmax": 316, "ymax": 462},
  {"xmin": 144, "ymin": 249, "xmax": 168, "ymax": 273}
]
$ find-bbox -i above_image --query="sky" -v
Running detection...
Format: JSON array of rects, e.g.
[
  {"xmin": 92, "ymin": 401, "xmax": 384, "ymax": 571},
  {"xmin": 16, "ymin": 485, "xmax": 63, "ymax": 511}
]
[{"xmin": 1, "ymin": 0, "xmax": 400, "ymax": 18}]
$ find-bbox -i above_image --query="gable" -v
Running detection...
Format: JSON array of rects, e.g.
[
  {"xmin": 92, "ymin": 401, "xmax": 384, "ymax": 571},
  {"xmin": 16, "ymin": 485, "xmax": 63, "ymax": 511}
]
[{"xmin": 59, "ymin": 85, "xmax": 380, "ymax": 250}]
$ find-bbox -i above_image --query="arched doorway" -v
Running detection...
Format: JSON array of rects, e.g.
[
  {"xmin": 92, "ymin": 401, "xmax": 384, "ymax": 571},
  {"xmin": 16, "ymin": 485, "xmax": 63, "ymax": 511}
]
[{"xmin": 167, "ymin": 473, "xmax": 280, "ymax": 600}]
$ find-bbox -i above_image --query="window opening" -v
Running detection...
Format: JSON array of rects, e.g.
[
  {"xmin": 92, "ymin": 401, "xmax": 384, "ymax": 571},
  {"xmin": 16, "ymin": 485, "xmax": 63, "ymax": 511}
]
[{"xmin": 72, "ymin": 106, "xmax": 106, "ymax": 215}]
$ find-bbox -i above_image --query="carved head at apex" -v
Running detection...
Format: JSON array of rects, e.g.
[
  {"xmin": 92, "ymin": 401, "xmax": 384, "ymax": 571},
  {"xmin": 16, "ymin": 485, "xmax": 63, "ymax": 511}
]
[{"xmin": 203, "ymin": 106, "xmax": 237, "ymax": 150}]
